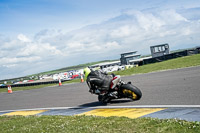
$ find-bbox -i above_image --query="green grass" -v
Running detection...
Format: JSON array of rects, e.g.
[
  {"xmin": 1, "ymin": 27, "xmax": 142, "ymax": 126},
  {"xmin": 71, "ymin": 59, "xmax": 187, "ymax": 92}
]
[
  {"xmin": 114, "ymin": 54, "xmax": 200, "ymax": 76},
  {"xmin": 0, "ymin": 84, "xmax": 54, "ymax": 93},
  {"xmin": 0, "ymin": 115, "xmax": 199, "ymax": 133}
]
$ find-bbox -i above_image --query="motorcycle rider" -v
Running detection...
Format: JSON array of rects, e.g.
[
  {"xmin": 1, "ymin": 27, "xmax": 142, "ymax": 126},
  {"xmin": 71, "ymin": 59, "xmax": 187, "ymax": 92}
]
[{"xmin": 83, "ymin": 67, "xmax": 118, "ymax": 98}]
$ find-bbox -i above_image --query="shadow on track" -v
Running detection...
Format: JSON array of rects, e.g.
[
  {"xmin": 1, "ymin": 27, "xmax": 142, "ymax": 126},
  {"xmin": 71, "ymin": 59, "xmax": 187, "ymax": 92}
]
[
  {"xmin": 110, "ymin": 99, "xmax": 132, "ymax": 104},
  {"xmin": 78, "ymin": 101, "xmax": 106, "ymax": 107},
  {"xmin": 78, "ymin": 99, "xmax": 133, "ymax": 107}
]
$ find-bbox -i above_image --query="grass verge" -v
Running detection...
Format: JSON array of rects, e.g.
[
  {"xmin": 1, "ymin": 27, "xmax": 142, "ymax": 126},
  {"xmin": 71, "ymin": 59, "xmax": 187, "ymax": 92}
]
[
  {"xmin": 114, "ymin": 54, "xmax": 200, "ymax": 76},
  {"xmin": 0, "ymin": 115, "xmax": 199, "ymax": 133}
]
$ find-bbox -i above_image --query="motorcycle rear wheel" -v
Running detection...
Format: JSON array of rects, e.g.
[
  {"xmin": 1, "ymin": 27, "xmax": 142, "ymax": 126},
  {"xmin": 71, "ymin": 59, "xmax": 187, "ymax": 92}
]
[{"xmin": 121, "ymin": 84, "xmax": 142, "ymax": 100}]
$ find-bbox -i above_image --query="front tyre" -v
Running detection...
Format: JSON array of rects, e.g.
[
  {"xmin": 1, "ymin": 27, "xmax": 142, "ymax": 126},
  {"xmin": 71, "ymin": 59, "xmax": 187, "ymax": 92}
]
[{"xmin": 121, "ymin": 84, "xmax": 142, "ymax": 100}]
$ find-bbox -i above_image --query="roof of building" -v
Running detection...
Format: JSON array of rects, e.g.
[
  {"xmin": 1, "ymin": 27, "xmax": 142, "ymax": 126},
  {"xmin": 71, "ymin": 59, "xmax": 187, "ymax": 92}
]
[
  {"xmin": 90, "ymin": 60, "xmax": 120, "ymax": 67},
  {"xmin": 121, "ymin": 51, "xmax": 137, "ymax": 55},
  {"xmin": 150, "ymin": 43, "xmax": 169, "ymax": 48},
  {"xmin": 123, "ymin": 54, "xmax": 141, "ymax": 58}
]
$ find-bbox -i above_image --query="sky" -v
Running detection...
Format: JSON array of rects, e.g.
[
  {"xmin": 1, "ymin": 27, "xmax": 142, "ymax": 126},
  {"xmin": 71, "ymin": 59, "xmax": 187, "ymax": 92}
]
[{"xmin": 0, "ymin": 0, "xmax": 200, "ymax": 80}]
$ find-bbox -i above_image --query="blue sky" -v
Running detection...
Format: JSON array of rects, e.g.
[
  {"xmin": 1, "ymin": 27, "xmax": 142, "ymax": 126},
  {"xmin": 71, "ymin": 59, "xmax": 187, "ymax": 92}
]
[
  {"xmin": 0, "ymin": 0, "xmax": 200, "ymax": 80},
  {"xmin": 0, "ymin": 0, "xmax": 161, "ymax": 35}
]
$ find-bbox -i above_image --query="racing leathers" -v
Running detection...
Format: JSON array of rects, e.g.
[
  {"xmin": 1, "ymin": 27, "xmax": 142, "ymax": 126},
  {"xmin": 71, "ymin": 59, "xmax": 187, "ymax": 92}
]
[{"xmin": 86, "ymin": 69, "xmax": 113, "ymax": 94}]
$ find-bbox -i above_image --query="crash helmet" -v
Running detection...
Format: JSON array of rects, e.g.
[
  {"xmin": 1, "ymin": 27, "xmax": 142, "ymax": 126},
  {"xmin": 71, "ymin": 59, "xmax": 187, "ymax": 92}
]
[{"xmin": 83, "ymin": 67, "xmax": 91, "ymax": 79}]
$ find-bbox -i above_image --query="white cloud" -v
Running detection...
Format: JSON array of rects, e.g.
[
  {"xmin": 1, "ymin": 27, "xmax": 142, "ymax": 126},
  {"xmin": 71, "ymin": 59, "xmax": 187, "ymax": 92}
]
[
  {"xmin": 17, "ymin": 34, "xmax": 31, "ymax": 42},
  {"xmin": 1, "ymin": 7, "xmax": 200, "ymax": 80},
  {"xmin": 0, "ymin": 56, "xmax": 41, "ymax": 64},
  {"xmin": 111, "ymin": 25, "xmax": 134, "ymax": 38},
  {"xmin": 106, "ymin": 41, "xmax": 120, "ymax": 48},
  {"xmin": 135, "ymin": 11, "xmax": 165, "ymax": 31},
  {"xmin": 2, "ymin": 64, "xmax": 17, "ymax": 68}
]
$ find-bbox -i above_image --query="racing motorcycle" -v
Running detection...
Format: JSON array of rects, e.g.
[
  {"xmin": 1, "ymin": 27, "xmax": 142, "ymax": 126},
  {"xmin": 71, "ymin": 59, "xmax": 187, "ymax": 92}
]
[{"xmin": 91, "ymin": 75, "xmax": 142, "ymax": 103}]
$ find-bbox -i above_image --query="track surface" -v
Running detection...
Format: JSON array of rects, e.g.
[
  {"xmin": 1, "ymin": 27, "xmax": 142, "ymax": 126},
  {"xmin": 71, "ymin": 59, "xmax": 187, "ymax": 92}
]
[{"xmin": 0, "ymin": 66, "xmax": 200, "ymax": 111}]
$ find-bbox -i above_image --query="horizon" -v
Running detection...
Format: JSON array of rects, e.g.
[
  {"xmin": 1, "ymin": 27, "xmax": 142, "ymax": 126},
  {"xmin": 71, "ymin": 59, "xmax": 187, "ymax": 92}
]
[{"xmin": 0, "ymin": 45, "xmax": 198, "ymax": 81}]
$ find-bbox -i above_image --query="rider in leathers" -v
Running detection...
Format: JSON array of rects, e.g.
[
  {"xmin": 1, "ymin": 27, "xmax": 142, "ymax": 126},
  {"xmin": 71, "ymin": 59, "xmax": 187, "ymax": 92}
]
[{"xmin": 83, "ymin": 67, "xmax": 117, "ymax": 97}]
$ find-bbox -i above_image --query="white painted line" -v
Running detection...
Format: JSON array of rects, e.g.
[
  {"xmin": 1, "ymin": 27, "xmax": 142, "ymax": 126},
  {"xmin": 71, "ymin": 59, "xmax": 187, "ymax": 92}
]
[
  {"xmin": 1, "ymin": 105, "xmax": 200, "ymax": 113},
  {"xmin": 101, "ymin": 105, "xmax": 200, "ymax": 108},
  {"xmin": 0, "ymin": 107, "xmax": 73, "ymax": 113}
]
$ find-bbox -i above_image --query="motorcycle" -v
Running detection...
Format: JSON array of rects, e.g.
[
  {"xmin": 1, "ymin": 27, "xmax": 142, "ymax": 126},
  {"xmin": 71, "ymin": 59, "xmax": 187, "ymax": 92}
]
[{"xmin": 91, "ymin": 75, "xmax": 142, "ymax": 103}]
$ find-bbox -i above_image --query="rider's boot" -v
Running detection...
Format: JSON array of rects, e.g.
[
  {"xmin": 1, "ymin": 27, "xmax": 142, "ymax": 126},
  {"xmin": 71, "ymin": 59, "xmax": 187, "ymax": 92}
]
[{"xmin": 108, "ymin": 91, "xmax": 118, "ymax": 98}]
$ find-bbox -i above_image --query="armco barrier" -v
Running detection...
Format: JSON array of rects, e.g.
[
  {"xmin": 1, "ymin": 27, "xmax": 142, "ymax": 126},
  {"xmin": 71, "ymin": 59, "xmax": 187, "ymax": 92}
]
[{"xmin": 0, "ymin": 79, "xmax": 72, "ymax": 89}]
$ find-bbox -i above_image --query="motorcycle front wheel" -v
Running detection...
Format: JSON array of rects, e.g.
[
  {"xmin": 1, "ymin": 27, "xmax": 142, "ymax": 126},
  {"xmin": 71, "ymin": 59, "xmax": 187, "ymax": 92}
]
[{"xmin": 120, "ymin": 84, "xmax": 142, "ymax": 100}]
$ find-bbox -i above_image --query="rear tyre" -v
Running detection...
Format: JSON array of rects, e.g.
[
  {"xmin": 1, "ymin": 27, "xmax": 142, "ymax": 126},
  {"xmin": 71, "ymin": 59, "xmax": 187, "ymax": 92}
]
[{"xmin": 121, "ymin": 84, "xmax": 142, "ymax": 100}]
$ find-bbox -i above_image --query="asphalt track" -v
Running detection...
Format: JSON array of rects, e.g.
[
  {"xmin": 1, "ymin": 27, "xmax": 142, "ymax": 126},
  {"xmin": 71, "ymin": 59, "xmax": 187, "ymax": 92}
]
[{"xmin": 0, "ymin": 66, "xmax": 200, "ymax": 121}]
